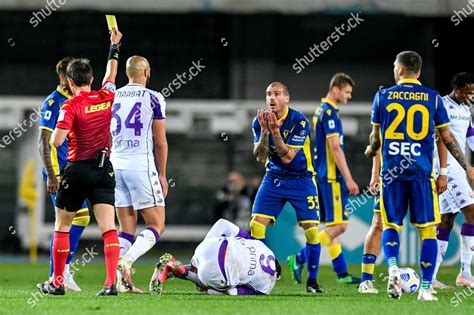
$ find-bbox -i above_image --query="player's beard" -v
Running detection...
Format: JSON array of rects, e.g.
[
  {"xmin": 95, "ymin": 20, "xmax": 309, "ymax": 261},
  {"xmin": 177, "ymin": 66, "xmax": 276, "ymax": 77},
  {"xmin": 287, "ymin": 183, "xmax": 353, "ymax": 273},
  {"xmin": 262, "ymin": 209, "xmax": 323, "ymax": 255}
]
[{"xmin": 62, "ymin": 82, "xmax": 73, "ymax": 95}]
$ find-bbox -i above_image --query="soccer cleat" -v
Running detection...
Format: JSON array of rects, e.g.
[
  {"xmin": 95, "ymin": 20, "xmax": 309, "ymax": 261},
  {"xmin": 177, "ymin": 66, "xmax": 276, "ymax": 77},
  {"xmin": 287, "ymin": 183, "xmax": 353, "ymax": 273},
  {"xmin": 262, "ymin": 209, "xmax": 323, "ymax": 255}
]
[
  {"xmin": 36, "ymin": 281, "xmax": 65, "ymax": 295},
  {"xmin": 286, "ymin": 255, "xmax": 303, "ymax": 284},
  {"xmin": 117, "ymin": 282, "xmax": 144, "ymax": 294},
  {"xmin": 306, "ymin": 279, "xmax": 323, "ymax": 293},
  {"xmin": 96, "ymin": 284, "xmax": 118, "ymax": 296},
  {"xmin": 336, "ymin": 274, "xmax": 361, "ymax": 284},
  {"xmin": 160, "ymin": 253, "xmax": 186, "ymax": 277},
  {"xmin": 117, "ymin": 270, "xmax": 143, "ymax": 294},
  {"xmin": 116, "ymin": 270, "xmax": 127, "ymax": 293},
  {"xmin": 428, "ymin": 287, "xmax": 438, "ymax": 295},
  {"xmin": 431, "ymin": 278, "xmax": 452, "ymax": 290},
  {"xmin": 117, "ymin": 255, "xmax": 135, "ymax": 291},
  {"xmin": 387, "ymin": 267, "xmax": 402, "ymax": 300},
  {"xmin": 358, "ymin": 280, "xmax": 379, "ymax": 294},
  {"xmin": 455, "ymin": 272, "xmax": 474, "ymax": 288},
  {"xmin": 63, "ymin": 271, "xmax": 81, "ymax": 292},
  {"xmin": 149, "ymin": 262, "xmax": 169, "ymax": 295},
  {"xmin": 417, "ymin": 287, "xmax": 438, "ymax": 301}
]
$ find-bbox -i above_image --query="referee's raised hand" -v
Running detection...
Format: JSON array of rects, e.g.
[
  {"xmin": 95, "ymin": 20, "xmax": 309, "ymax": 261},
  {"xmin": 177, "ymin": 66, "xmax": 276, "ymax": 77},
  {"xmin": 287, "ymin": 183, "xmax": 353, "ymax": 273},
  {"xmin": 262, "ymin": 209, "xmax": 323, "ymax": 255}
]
[{"xmin": 109, "ymin": 27, "xmax": 122, "ymax": 45}]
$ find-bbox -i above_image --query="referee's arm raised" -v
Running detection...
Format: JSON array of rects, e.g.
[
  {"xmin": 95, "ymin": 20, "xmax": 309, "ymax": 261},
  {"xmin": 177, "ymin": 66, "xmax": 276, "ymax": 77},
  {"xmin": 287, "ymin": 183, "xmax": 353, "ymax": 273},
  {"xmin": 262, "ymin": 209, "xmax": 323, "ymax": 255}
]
[{"xmin": 102, "ymin": 28, "xmax": 122, "ymax": 85}]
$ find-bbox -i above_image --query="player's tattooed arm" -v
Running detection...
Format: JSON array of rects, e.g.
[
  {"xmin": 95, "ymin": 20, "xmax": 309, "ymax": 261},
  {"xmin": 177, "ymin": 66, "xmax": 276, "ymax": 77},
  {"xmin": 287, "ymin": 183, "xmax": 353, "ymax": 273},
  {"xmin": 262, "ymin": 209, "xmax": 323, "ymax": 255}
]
[
  {"xmin": 253, "ymin": 130, "xmax": 270, "ymax": 164},
  {"xmin": 365, "ymin": 125, "xmax": 380, "ymax": 158},
  {"xmin": 253, "ymin": 109, "xmax": 271, "ymax": 164},
  {"xmin": 438, "ymin": 125, "xmax": 469, "ymax": 170},
  {"xmin": 271, "ymin": 131, "xmax": 291, "ymax": 156},
  {"xmin": 39, "ymin": 129, "xmax": 59, "ymax": 194},
  {"xmin": 267, "ymin": 112, "xmax": 299, "ymax": 164}
]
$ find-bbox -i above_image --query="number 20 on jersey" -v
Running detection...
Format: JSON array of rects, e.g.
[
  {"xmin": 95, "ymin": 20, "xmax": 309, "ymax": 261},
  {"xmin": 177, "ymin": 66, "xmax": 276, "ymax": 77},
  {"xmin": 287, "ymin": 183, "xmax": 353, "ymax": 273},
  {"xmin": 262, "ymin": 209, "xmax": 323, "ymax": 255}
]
[{"xmin": 385, "ymin": 103, "xmax": 428, "ymax": 156}]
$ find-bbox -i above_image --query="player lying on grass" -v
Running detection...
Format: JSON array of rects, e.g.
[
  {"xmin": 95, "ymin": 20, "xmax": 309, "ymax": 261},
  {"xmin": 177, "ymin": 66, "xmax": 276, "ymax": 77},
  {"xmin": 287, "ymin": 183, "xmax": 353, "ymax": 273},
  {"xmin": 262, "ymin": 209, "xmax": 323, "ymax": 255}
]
[{"xmin": 149, "ymin": 219, "xmax": 281, "ymax": 295}]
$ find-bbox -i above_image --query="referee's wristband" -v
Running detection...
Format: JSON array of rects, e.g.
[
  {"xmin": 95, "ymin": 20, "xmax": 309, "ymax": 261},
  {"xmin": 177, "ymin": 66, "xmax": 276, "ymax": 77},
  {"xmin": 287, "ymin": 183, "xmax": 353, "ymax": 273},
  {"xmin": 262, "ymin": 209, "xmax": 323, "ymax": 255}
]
[
  {"xmin": 108, "ymin": 43, "xmax": 120, "ymax": 60},
  {"xmin": 439, "ymin": 168, "xmax": 448, "ymax": 176}
]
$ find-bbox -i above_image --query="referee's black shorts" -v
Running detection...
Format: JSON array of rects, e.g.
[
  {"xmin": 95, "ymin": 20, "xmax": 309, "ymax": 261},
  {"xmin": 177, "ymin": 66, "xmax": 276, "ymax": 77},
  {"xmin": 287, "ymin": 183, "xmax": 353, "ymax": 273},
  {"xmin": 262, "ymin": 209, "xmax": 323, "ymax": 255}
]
[{"xmin": 56, "ymin": 159, "xmax": 115, "ymax": 212}]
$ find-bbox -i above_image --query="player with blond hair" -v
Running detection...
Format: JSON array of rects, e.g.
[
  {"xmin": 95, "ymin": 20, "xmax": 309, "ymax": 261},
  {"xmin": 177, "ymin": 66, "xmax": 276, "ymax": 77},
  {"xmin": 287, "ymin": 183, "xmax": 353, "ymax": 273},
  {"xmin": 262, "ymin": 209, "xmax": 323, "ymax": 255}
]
[{"xmin": 289, "ymin": 73, "xmax": 360, "ymax": 285}]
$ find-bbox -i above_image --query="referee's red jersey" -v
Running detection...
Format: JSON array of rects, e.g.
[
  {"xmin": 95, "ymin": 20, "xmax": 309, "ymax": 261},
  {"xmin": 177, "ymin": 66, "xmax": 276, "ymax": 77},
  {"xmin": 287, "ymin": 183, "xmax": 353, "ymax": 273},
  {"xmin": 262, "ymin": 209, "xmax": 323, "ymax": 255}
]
[{"xmin": 56, "ymin": 81, "xmax": 116, "ymax": 162}]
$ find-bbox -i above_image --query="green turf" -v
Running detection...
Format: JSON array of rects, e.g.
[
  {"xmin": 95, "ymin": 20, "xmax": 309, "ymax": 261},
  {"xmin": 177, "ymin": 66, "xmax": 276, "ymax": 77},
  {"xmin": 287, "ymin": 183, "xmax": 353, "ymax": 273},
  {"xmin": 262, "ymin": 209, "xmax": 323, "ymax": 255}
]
[{"xmin": 0, "ymin": 262, "xmax": 473, "ymax": 315}]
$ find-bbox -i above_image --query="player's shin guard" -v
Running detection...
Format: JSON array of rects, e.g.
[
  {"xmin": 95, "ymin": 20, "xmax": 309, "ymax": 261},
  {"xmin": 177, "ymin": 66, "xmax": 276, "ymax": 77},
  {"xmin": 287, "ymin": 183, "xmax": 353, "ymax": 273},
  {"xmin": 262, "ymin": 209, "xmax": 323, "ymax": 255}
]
[
  {"xmin": 460, "ymin": 223, "xmax": 474, "ymax": 275},
  {"xmin": 318, "ymin": 230, "xmax": 331, "ymax": 247},
  {"xmin": 125, "ymin": 227, "xmax": 159, "ymax": 263},
  {"xmin": 103, "ymin": 230, "xmax": 120, "ymax": 286},
  {"xmin": 361, "ymin": 254, "xmax": 376, "ymax": 282},
  {"xmin": 419, "ymin": 227, "xmax": 437, "ymax": 289},
  {"xmin": 382, "ymin": 228, "xmax": 400, "ymax": 267},
  {"xmin": 328, "ymin": 244, "xmax": 348, "ymax": 277},
  {"xmin": 118, "ymin": 231, "xmax": 134, "ymax": 256},
  {"xmin": 304, "ymin": 227, "xmax": 321, "ymax": 280},
  {"xmin": 433, "ymin": 226, "xmax": 451, "ymax": 279},
  {"xmin": 66, "ymin": 213, "xmax": 90, "ymax": 265},
  {"xmin": 52, "ymin": 232, "xmax": 70, "ymax": 287},
  {"xmin": 250, "ymin": 219, "xmax": 267, "ymax": 243}
]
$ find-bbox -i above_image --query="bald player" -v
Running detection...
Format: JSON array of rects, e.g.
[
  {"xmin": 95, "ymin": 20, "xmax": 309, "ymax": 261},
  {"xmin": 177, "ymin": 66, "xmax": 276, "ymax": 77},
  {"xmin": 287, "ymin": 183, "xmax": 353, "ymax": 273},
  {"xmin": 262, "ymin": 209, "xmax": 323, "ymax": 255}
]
[{"xmin": 110, "ymin": 56, "xmax": 168, "ymax": 293}]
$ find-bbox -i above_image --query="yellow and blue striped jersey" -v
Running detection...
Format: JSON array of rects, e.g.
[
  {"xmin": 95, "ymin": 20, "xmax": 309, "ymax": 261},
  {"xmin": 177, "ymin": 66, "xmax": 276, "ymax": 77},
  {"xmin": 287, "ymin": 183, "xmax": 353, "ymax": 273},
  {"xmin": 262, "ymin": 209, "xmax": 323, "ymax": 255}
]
[
  {"xmin": 313, "ymin": 98, "xmax": 344, "ymax": 182},
  {"xmin": 252, "ymin": 107, "xmax": 314, "ymax": 178},
  {"xmin": 39, "ymin": 86, "xmax": 72, "ymax": 179},
  {"xmin": 371, "ymin": 79, "xmax": 450, "ymax": 181}
]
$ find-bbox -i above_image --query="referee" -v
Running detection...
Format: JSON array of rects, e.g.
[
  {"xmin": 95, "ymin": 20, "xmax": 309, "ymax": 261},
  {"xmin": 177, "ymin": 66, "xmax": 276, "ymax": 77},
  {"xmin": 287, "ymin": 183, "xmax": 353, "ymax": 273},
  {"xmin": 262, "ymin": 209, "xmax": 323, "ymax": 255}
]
[{"xmin": 37, "ymin": 28, "xmax": 123, "ymax": 296}]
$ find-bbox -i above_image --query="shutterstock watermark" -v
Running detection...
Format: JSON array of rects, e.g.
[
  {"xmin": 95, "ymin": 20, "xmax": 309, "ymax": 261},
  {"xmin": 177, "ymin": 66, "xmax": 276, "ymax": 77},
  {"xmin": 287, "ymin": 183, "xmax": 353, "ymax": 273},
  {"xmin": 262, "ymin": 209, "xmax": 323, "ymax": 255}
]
[
  {"xmin": 451, "ymin": 0, "xmax": 474, "ymax": 26},
  {"xmin": 0, "ymin": 106, "xmax": 42, "ymax": 151},
  {"xmin": 345, "ymin": 154, "xmax": 416, "ymax": 214},
  {"xmin": 451, "ymin": 287, "xmax": 474, "ymax": 307},
  {"xmin": 160, "ymin": 59, "xmax": 206, "ymax": 97},
  {"xmin": 29, "ymin": 0, "xmax": 67, "ymax": 28},
  {"xmin": 292, "ymin": 12, "xmax": 364, "ymax": 74},
  {"xmin": 27, "ymin": 245, "xmax": 99, "ymax": 308}
]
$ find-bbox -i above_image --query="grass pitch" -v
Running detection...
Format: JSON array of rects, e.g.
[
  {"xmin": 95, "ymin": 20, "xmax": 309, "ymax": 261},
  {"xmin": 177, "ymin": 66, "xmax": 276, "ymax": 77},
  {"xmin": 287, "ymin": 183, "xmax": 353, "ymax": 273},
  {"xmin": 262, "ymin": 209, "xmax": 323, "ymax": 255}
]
[{"xmin": 0, "ymin": 262, "xmax": 472, "ymax": 315}]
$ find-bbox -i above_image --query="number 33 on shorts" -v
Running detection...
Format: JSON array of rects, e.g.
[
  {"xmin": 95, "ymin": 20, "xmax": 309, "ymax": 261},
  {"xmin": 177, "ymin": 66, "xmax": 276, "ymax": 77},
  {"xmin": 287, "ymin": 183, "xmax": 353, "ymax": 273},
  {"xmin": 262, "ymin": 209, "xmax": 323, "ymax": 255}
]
[{"xmin": 307, "ymin": 195, "xmax": 319, "ymax": 212}]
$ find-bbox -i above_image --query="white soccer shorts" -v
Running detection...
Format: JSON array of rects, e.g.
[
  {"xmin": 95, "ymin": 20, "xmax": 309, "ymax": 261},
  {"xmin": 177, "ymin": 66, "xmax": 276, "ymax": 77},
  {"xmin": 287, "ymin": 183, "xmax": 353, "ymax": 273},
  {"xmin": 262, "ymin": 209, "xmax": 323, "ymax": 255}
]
[
  {"xmin": 438, "ymin": 168, "xmax": 474, "ymax": 214},
  {"xmin": 114, "ymin": 168, "xmax": 165, "ymax": 210},
  {"xmin": 192, "ymin": 237, "xmax": 239, "ymax": 291}
]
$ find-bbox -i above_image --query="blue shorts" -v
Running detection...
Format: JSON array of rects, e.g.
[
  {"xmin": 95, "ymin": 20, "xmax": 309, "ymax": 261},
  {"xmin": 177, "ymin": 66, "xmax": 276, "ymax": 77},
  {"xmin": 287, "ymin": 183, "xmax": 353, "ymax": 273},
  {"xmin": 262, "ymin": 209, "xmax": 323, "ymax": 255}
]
[
  {"xmin": 380, "ymin": 179, "xmax": 440, "ymax": 230},
  {"xmin": 318, "ymin": 180, "xmax": 349, "ymax": 226},
  {"xmin": 252, "ymin": 174, "xmax": 319, "ymax": 224}
]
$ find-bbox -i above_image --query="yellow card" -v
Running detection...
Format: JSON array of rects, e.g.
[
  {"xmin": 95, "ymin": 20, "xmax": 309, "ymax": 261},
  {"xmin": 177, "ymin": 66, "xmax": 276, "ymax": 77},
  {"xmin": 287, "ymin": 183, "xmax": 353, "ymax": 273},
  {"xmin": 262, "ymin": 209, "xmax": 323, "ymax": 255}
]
[{"xmin": 105, "ymin": 15, "xmax": 118, "ymax": 31}]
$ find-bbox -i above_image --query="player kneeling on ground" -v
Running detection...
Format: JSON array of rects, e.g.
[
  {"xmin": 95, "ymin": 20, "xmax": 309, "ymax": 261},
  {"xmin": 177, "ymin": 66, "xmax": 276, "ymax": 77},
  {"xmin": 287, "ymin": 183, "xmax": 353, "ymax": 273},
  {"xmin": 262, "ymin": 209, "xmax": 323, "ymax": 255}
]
[{"xmin": 149, "ymin": 219, "xmax": 281, "ymax": 295}]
